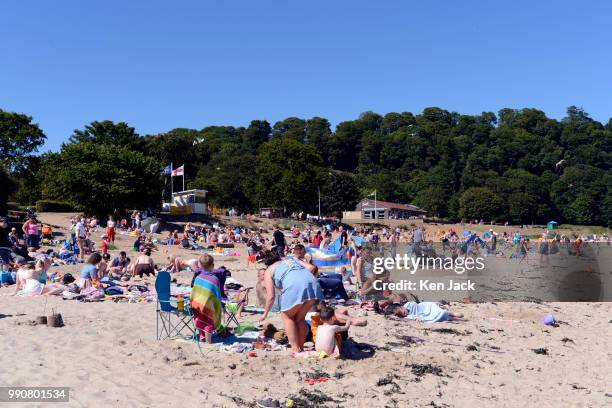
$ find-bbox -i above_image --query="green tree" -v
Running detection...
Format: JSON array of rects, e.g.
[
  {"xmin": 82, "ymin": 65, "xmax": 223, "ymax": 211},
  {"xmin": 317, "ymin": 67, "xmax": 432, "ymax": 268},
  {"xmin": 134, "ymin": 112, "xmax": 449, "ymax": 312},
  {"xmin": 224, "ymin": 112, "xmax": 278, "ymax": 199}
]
[
  {"xmin": 413, "ymin": 186, "xmax": 449, "ymax": 218},
  {"xmin": 242, "ymin": 120, "xmax": 271, "ymax": 152},
  {"xmin": 320, "ymin": 171, "xmax": 360, "ymax": 216},
  {"xmin": 551, "ymin": 165, "xmax": 607, "ymax": 225},
  {"xmin": 0, "ymin": 109, "xmax": 46, "ymax": 170},
  {"xmin": 272, "ymin": 117, "xmax": 306, "ymax": 142},
  {"xmin": 40, "ymin": 143, "xmax": 161, "ymax": 216},
  {"xmin": 246, "ymin": 139, "xmax": 323, "ymax": 212},
  {"xmin": 0, "ymin": 168, "xmax": 18, "ymax": 214},
  {"xmin": 459, "ymin": 187, "xmax": 502, "ymax": 222},
  {"xmin": 69, "ymin": 120, "xmax": 144, "ymax": 151},
  {"xmin": 190, "ymin": 144, "xmax": 254, "ymax": 211}
]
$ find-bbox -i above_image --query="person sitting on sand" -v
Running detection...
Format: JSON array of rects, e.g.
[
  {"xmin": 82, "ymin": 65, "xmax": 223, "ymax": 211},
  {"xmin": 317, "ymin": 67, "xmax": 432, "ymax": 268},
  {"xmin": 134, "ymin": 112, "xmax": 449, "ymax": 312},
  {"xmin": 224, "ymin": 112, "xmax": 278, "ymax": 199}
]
[
  {"xmin": 97, "ymin": 253, "xmax": 111, "ymax": 278},
  {"xmin": 314, "ymin": 303, "xmax": 351, "ymax": 356},
  {"xmin": 78, "ymin": 253, "xmax": 102, "ymax": 289},
  {"xmin": 133, "ymin": 249, "xmax": 156, "ymax": 278},
  {"xmin": 11, "ymin": 263, "xmax": 64, "ymax": 296},
  {"xmin": 389, "ymin": 301, "xmax": 463, "ymax": 323},
  {"xmin": 34, "ymin": 257, "xmax": 52, "ymax": 284},
  {"xmin": 133, "ymin": 235, "xmax": 142, "ymax": 252},
  {"xmin": 108, "ymin": 251, "xmax": 129, "ymax": 276},
  {"xmin": 309, "ymin": 301, "xmax": 367, "ymax": 352},
  {"xmin": 142, "ymin": 236, "xmax": 157, "ymax": 252}
]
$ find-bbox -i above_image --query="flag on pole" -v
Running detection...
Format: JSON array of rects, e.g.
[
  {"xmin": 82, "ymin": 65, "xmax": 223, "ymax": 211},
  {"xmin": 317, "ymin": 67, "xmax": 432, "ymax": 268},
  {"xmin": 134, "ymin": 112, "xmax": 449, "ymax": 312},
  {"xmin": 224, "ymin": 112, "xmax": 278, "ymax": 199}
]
[
  {"xmin": 172, "ymin": 165, "xmax": 184, "ymax": 176},
  {"xmin": 161, "ymin": 165, "xmax": 172, "ymax": 175},
  {"xmin": 368, "ymin": 191, "xmax": 376, "ymax": 197}
]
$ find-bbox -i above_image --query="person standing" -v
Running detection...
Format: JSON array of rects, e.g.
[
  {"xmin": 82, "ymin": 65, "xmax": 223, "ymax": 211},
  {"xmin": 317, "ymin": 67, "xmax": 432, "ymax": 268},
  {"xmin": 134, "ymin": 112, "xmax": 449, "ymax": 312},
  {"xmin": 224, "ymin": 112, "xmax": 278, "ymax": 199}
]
[
  {"xmin": 135, "ymin": 212, "xmax": 142, "ymax": 230},
  {"xmin": 273, "ymin": 226, "xmax": 286, "ymax": 258},
  {"xmin": 311, "ymin": 230, "xmax": 323, "ymax": 248},
  {"xmin": 107, "ymin": 216, "xmax": 116, "ymax": 243},
  {"xmin": 76, "ymin": 217, "xmax": 88, "ymax": 261},
  {"xmin": 259, "ymin": 250, "xmax": 323, "ymax": 353},
  {"xmin": 489, "ymin": 229, "xmax": 497, "ymax": 254},
  {"xmin": 412, "ymin": 226, "xmax": 424, "ymax": 254},
  {"xmin": 22, "ymin": 216, "xmax": 40, "ymax": 250}
]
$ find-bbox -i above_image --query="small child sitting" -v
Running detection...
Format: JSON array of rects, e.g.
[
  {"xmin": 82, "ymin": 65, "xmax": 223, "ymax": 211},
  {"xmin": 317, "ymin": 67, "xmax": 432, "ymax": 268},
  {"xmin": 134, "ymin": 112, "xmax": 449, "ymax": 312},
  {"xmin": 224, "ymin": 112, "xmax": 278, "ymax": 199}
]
[{"xmin": 314, "ymin": 304, "xmax": 350, "ymax": 356}]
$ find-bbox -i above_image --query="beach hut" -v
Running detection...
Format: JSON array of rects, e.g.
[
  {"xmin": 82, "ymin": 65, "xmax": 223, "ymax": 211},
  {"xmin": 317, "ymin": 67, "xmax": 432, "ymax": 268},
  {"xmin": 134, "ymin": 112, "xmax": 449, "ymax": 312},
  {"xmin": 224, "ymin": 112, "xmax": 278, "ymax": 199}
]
[{"xmin": 547, "ymin": 221, "xmax": 558, "ymax": 230}]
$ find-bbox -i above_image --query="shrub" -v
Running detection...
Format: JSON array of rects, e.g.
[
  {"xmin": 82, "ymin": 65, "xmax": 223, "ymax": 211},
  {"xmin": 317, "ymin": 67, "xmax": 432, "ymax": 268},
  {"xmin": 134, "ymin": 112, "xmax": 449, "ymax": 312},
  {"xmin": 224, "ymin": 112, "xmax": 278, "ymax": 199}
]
[{"xmin": 36, "ymin": 200, "xmax": 75, "ymax": 213}]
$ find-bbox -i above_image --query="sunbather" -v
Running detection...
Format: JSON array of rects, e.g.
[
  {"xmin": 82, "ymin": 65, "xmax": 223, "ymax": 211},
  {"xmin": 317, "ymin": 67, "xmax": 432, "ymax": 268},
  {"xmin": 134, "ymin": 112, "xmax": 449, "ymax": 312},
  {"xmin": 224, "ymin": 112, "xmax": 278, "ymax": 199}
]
[
  {"xmin": 389, "ymin": 301, "xmax": 464, "ymax": 323},
  {"xmin": 167, "ymin": 255, "xmax": 198, "ymax": 273}
]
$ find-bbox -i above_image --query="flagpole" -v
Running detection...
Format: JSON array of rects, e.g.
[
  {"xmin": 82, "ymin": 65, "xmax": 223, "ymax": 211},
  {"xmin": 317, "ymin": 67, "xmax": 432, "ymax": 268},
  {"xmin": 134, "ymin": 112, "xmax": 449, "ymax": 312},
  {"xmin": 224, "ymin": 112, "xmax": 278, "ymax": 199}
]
[
  {"xmin": 318, "ymin": 187, "xmax": 321, "ymax": 220},
  {"xmin": 374, "ymin": 190, "xmax": 377, "ymax": 220},
  {"xmin": 182, "ymin": 166, "xmax": 185, "ymax": 192},
  {"xmin": 170, "ymin": 162, "xmax": 174, "ymax": 196}
]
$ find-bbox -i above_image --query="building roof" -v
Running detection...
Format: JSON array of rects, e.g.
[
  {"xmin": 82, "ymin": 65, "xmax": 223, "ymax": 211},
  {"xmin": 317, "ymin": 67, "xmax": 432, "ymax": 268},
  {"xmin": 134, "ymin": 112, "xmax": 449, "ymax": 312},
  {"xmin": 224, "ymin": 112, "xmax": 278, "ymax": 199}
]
[{"xmin": 359, "ymin": 199, "xmax": 427, "ymax": 213}]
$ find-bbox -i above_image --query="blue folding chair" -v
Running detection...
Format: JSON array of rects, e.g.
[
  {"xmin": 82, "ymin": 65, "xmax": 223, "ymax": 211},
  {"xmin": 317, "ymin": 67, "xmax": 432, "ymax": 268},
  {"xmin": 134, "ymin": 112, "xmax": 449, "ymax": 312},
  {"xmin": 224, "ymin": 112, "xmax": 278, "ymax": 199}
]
[{"xmin": 155, "ymin": 271, "xmax": 200, "ymax": 352}]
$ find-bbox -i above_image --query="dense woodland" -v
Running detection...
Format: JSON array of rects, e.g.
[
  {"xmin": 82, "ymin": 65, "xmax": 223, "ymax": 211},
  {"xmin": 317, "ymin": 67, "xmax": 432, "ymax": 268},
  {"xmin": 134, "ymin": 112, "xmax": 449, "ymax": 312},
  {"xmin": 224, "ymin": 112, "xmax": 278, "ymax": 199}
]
[{"xmin": 1, "ymin": 106, "xmax": 611, "ymax": 226}]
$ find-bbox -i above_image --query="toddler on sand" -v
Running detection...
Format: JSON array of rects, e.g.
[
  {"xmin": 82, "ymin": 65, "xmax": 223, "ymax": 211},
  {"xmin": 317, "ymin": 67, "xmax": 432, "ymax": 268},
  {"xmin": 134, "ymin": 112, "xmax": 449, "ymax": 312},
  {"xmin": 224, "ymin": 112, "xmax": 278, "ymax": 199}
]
[{"xmin": 314, "ymin": 304, "xmax": 351, "ymax": 355}]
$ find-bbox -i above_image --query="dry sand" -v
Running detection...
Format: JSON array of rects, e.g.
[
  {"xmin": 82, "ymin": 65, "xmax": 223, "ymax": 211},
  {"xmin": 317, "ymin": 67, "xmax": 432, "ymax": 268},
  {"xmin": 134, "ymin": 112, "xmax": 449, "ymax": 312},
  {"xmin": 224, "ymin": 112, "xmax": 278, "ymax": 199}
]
[{"xmin": 0, "ymin": 213, "xmax": 610, "ymax": 407}]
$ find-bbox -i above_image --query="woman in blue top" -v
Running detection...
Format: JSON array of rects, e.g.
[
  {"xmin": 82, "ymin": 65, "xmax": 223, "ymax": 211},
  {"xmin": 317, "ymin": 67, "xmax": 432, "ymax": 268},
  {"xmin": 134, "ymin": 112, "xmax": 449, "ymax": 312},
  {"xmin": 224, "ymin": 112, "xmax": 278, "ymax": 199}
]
[
  {"xmin": 260, "ymin": 250, "xmax": 323, "ymax": 353},
  {"xmin": 79, "ymin": 252, "xmax": 102, "ymax": 290}
]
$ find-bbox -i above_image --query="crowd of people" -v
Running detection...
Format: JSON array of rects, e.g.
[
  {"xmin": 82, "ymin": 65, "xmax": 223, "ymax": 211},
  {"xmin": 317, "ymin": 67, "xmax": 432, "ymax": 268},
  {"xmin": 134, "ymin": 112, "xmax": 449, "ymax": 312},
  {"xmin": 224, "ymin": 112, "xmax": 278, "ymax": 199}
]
[{"xmin": 1, "ymin": 211, "xmax": 609, "ymax": 358}]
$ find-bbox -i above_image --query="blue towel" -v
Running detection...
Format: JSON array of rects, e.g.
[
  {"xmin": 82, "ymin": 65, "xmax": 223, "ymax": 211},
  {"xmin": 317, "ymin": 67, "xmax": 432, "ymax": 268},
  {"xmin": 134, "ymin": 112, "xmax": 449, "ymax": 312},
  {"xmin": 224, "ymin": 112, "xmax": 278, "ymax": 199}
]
[{"xmin": 404, "ymin": 302, "xmax": 449, "ymax": 323}]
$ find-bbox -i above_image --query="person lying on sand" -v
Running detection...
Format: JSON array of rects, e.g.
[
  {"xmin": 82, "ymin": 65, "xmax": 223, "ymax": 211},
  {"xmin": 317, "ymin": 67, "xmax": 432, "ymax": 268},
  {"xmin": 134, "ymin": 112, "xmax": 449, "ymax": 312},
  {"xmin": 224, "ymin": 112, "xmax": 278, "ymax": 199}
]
[
  {"xmin": 167, "ymin": 255, "xmax": 198, "ymax": 274},
  {"xmin": 387, "ymin": 301, "xmax": 464, "ymax": 323}
]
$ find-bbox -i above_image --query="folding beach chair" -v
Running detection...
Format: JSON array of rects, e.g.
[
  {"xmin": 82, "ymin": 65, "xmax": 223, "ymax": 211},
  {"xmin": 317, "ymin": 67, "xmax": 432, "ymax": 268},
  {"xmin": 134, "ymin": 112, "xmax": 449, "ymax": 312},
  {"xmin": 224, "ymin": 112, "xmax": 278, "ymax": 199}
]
[
  {"xmin": 223, "ymin": 287, "xmax": 254, "ymax": 328},
  {"xmin": 155, "ymin": 271, "xmax": 200, "ymax": 352}
]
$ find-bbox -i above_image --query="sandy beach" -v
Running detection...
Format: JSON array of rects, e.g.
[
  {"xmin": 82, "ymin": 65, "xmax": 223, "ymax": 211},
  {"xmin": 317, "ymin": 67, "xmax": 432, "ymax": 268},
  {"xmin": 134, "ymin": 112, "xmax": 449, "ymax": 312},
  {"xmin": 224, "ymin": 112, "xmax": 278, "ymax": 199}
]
[{"xmin": 1, "ymin": 213, "xmax": 610, "ymax": 407}]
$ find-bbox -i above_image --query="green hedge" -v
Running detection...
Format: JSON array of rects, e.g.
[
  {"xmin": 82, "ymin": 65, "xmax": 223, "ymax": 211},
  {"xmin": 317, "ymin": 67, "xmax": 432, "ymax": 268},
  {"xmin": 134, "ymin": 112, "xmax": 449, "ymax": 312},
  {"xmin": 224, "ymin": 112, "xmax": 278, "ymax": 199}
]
[{"xmin": 36, "ymin": 200, "xmax": 75, "ymax": 213}]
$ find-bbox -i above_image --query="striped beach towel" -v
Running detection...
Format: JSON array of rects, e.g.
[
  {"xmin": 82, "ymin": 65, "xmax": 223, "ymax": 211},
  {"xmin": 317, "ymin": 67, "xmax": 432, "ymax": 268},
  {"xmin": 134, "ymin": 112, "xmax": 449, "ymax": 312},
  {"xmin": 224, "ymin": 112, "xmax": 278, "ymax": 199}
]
[{"xmin": 190, "ymin": 273, "xmax": 223, "ymax": 332}]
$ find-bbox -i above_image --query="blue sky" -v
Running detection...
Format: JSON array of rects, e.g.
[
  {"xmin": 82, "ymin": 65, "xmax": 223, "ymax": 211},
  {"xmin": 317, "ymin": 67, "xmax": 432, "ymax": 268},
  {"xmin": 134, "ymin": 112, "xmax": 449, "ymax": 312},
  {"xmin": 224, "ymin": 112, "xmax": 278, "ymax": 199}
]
[{"xmin": 2, "ymin": 0, "xmax": 611, "ymax": 151}]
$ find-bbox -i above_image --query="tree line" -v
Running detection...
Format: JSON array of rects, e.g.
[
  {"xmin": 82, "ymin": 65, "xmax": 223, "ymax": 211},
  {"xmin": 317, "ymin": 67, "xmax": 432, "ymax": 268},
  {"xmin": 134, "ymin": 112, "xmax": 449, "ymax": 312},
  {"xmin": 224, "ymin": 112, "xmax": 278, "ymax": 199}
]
[{"xmin": 1, "ymin": 106, "xmax": 610, "ymax": 226}]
